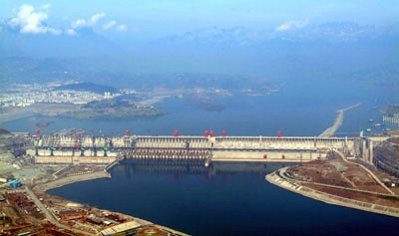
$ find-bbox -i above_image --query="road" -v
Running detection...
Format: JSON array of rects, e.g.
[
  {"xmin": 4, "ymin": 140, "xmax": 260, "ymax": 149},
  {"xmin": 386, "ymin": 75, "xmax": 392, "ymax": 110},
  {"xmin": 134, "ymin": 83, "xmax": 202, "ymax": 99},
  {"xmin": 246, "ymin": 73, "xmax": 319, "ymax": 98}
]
[
  {"xmin": 25, "ymin": 186, "xmax": 94, "ymax": 236},
  {"xmin": 332, "ymin": 150, "xmax": 395, "ymax": 195}
]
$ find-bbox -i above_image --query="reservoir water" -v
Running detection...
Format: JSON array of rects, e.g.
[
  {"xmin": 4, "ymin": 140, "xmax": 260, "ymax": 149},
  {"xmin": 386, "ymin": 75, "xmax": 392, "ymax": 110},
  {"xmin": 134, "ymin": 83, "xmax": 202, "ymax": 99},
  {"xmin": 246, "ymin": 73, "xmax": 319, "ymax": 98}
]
[
  {"xmin": 49, "ymin": 161, "xmax": 399, "ymax": 235},
  {"xmin": 3, "ymin": 80, "xmax": 399, "ymax": 235},
  {"xmin": 3, "ymin": 80, "xmax": 394, "ymax": 136}
]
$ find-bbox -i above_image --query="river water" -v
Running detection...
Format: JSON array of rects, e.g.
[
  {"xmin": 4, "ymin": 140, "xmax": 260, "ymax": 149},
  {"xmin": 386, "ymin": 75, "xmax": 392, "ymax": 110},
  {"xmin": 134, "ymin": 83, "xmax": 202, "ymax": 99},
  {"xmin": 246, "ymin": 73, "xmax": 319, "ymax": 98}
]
[
  {"xmin": 3, "ymin": 80, "xmax": 393, "ymax": 136},
  {"xmin": 3, "ymin": 80, "xmax": 399, "ymax": 235},
  {"xmin": 47, "ymin": 161, "xmax": 399, "ymax": 236}
]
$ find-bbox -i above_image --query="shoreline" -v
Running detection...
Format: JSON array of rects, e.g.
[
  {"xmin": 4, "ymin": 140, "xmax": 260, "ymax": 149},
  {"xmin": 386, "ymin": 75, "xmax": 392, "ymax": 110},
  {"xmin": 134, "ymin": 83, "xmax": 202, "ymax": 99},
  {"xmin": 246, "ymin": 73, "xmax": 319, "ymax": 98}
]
[
  {"xmin": 0, "ymin": 108, "xmax": 35, "ymax": 124},
  {"xmin": 266, "ymin": 167, "xmax": 399, "ymax": 218},
  {"xmin": 29, "ymin": 167, "xmax": 190, "ymax": 236},
  {"xmin": 0, "ymin": 102, "xmax": 166, "ymax": 124},
  {"xmin": 319, "ymin": 102, "xmax": 362, "ymax": 137},
  {"xmin": 32, "ymin": 169, "xmax": 111, "ymax": 194}
]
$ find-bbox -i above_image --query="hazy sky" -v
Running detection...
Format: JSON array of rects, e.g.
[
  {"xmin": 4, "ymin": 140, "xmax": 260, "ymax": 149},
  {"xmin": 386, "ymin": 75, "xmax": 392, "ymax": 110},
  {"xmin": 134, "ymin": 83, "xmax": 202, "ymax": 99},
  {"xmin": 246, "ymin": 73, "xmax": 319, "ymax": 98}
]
[{"xmin": 1, "ymin": 0, "xmax": 398, "ymax": 39}]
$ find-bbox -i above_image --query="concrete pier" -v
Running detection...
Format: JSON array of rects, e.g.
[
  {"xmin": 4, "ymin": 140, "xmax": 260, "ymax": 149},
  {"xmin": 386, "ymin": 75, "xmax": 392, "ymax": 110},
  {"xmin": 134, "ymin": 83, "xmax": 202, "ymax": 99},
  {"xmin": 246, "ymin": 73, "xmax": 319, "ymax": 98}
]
[{"xmin": 319, "ymin": 103, "xmax": 362, "ymax": 138}]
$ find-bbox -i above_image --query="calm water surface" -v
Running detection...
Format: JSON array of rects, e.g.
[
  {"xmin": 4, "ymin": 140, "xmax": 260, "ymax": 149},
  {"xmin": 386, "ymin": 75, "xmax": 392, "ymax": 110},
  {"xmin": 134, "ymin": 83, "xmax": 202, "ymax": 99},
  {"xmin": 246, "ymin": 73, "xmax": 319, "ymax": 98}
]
[
  {"xmin": 4, "ymin": 80, "xmax": 399, "ymax": 235},
  {"xmin": 2, "ymin": 80, "xmax": 394, "ymax": 136},
  {"xmin": 49, "ymin": 161, "xmax": 399, "ymax": 236}
]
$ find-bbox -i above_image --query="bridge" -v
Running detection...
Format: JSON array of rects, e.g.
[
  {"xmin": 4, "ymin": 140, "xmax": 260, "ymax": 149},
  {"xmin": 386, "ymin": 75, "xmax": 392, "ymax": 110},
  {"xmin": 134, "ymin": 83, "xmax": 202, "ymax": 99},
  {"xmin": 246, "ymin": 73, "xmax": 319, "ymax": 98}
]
[{"xmin": 25, "ymin": 133, "xmax": 388, "ymax": 167}]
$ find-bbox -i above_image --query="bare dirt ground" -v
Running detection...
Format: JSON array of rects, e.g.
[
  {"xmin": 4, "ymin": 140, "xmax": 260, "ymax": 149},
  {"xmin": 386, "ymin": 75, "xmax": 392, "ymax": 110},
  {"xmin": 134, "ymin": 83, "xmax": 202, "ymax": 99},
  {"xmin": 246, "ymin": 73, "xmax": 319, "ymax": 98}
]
[{"xmin": 286, "ymin": 153, "xmax": 399, "ymax": 208}]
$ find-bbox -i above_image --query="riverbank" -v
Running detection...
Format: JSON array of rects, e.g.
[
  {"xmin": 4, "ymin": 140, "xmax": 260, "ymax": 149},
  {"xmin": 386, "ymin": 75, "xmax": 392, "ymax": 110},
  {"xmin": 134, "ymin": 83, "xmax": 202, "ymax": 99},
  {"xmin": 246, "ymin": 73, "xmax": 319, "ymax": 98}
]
[
  {"xmin": 0, "ymin": 101, "xmax": 166, "ymax": 124},
  {"xmin": 266, "ymin": 167, "xmax": 399, "ymax": 218},
  {"xmin": 0, "ymin": 107, "xmax": 35, "ymax": 123},
  {"xmin": 32, "ymin": 169, "xmax": 111, "ymax": 193},
  {"xmin": 29, "ymin": 167, "xmax": 189, "ymax": 236},
  {"xmin": 0, "ymin": 104, "xmax": 76, "ymax": 124}
]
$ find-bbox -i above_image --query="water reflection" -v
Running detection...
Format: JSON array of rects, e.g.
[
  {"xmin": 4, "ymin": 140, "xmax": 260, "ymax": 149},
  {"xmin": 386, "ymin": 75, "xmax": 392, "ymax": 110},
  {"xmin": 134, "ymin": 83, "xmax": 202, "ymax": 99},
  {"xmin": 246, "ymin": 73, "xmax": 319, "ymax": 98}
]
[
  {"xmin": 118, "ymin": 159, "xmax": 296, "ymax": 179},
  {"xmin": 49, "ymin": 159, "xmax": 399, "ymax": 236}
]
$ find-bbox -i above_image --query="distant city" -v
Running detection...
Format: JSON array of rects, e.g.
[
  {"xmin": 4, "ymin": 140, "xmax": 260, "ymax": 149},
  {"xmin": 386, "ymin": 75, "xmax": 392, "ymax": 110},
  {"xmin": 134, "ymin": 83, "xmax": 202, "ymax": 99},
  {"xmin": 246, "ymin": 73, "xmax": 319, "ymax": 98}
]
[{"xmin": 0, "ymin": 81, "xmax": 131, "ymax": 108}]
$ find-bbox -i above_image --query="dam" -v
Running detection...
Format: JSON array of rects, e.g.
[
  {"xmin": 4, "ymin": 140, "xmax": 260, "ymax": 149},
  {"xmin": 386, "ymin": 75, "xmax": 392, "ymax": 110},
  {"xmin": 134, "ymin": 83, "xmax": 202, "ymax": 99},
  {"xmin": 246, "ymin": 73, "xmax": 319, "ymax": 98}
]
[{"xmin": 26, "ymin": 131, "xmax": 386, "ymax": 166}]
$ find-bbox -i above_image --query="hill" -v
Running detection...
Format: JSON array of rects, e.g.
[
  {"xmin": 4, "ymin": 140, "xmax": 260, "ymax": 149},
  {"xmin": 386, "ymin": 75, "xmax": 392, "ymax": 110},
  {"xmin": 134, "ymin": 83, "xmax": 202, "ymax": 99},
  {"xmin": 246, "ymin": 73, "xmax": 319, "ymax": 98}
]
[{"xmin": 0, "ymin": 129, "xmax": 11, "ymax": 135}]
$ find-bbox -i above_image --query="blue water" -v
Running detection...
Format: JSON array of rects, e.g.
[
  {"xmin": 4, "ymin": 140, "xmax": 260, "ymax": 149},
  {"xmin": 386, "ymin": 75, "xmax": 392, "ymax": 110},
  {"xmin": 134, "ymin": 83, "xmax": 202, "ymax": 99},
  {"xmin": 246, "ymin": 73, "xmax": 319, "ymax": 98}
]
[
  {"xmin": 3, "ymin": 79, "xmax": 399, "ymax": 235},
  {"xmin": 49, "ymin": 161, "xmax": 399, "ymax": 236},
  {"xmin": 2, "ymin": 80, "xmax": 394, "ymax": 136}
]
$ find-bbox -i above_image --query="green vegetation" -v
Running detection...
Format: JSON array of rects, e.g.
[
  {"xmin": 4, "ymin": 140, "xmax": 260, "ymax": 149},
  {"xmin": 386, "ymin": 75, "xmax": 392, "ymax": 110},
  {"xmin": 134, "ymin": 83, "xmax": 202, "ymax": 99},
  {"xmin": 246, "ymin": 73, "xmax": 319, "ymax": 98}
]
[
  {"xmin": 82, "ymin": 99, "xmax": 126, "ymax": 109},
  {"xmin": 0, "ymin": 128, "xmax": 11, "ymax": 135}
]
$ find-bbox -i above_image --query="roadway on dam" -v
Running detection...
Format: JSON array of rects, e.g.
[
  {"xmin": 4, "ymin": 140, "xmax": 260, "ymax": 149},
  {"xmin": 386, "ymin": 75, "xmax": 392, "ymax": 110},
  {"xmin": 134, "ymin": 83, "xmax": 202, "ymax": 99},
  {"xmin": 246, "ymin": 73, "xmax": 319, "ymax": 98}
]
[{"xmin": 31, "ymin": 134, "xmax": 359, "ymax": 166}]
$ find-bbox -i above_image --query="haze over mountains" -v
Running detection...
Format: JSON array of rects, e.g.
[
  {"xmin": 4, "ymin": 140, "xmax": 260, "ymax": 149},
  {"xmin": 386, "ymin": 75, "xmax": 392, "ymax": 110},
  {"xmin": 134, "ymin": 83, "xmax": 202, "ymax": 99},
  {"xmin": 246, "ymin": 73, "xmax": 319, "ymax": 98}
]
[
  {"xmin": 3, "ymin": 21, "xmax": 397, "ymax": 55},
  {"xmin": 1, "ymin": 2, "xmax": 398, "ymax": 92}
]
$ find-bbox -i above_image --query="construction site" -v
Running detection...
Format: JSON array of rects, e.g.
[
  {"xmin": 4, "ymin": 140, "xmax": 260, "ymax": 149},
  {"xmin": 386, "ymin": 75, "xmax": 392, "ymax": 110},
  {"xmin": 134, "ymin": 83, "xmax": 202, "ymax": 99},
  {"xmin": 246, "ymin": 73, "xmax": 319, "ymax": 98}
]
[
  {"xmin": 1, "ymin": 126, "xmax": 399, "ymax": 234},
  {"xmin": 0, "ymin": 129, "xmax": 188, "ymax": 235},
  {"xmin": 267, "ymin": 135, "xmax": 399, "ymax": 217},
  {"xmin": 0, "ymin": 164, "xmax": 188, "ymax": 235}
]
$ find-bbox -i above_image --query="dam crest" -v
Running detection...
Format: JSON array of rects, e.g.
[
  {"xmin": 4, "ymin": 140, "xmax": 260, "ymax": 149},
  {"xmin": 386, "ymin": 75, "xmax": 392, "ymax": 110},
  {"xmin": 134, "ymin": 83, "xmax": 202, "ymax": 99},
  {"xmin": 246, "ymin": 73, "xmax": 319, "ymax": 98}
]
[{"xmin": 27, "ymin": 133, "xmax": 386, "ymax": 167}]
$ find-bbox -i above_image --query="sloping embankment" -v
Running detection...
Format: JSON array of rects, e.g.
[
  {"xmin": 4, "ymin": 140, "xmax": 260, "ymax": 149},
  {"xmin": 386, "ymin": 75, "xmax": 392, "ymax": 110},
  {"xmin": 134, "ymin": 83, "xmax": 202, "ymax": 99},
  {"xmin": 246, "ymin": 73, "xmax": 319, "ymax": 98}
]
[
  {"xmin": 266, "ymin": 167, "xmax": 399, "ymax": 218},
  {"xmin": 33, "ymin": 170, "xmax": 111, "ymax": 193}
]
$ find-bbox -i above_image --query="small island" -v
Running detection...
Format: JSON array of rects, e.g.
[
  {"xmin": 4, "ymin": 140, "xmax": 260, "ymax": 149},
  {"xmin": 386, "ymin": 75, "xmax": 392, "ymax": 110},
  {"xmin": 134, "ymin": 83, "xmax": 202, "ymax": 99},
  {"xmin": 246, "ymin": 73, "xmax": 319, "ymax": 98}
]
[
  {"xmin": 36, "ymin": 120, "xmax": 54, "ymax": 127},
  {"xmin": 60, "ymin": 98, "xmax": 166, "ymax": 119},
  {"xmin": 1, "ymin": 80, "xmax": 281, "ymax": 124},
  {"xmin": 187, "ymin": 94, "xmax": 225, "ymax": 111}
]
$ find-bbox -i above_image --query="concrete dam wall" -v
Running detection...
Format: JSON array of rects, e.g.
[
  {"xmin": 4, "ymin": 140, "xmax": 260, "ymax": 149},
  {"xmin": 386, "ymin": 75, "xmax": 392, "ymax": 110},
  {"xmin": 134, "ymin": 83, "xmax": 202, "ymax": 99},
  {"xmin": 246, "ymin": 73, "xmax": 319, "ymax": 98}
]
[{"xmin": 27, "ymin": 134, "xmax": 368, "ymax": 166}]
